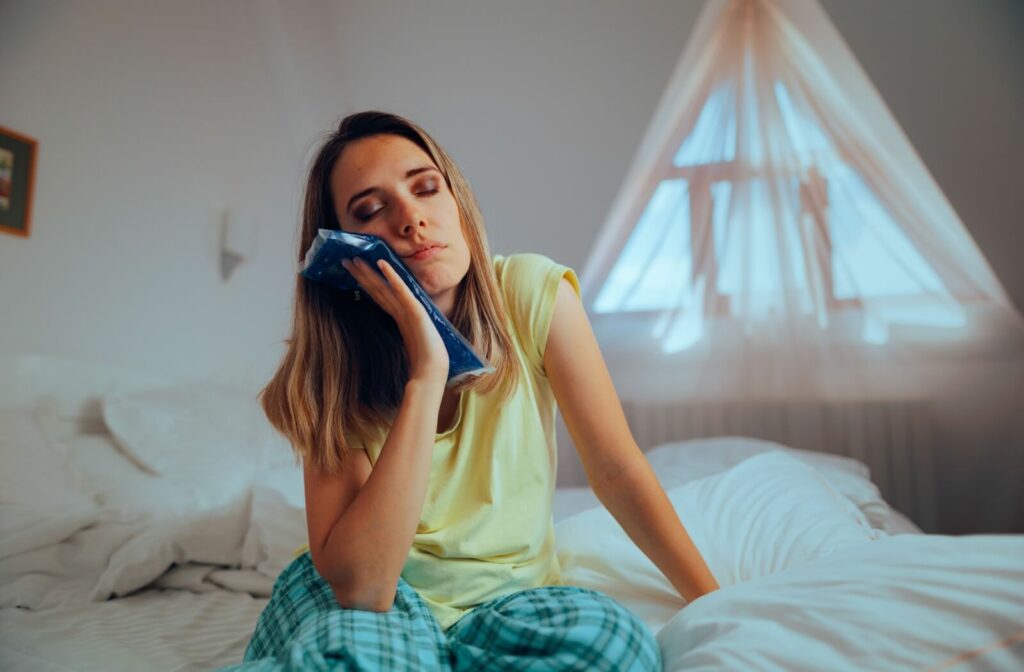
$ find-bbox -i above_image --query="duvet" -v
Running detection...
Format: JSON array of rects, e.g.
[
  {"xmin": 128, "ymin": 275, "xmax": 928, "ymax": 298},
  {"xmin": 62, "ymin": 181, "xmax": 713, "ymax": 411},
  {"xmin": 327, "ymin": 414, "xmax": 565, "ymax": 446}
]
[{"xmin": 1, "ymin": 453, "xmax": 1021, "ymax": 670}]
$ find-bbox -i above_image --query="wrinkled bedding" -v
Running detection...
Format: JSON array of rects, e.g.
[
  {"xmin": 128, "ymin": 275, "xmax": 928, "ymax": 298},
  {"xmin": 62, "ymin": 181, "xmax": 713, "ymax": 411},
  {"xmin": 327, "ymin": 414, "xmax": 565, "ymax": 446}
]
[{"xmin": 2, "ymin": 443, "xmax": 1020, "ymax": 671}]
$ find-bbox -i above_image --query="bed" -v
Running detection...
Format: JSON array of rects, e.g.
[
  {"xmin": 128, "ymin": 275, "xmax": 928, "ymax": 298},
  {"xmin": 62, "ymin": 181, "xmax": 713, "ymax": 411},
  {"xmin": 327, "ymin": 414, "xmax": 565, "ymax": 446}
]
[{"xmin": 1, "ymin": 355, "xmax": 1021, "ymax": 671}]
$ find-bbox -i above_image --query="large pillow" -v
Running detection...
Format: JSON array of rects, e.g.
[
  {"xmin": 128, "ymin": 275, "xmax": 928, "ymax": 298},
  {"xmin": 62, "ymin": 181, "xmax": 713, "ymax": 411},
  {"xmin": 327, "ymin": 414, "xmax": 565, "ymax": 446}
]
[
  {"xmin": 555, "ymin": 450, "xmax": 882, "ymax": 633},
  {"xmin": 91, "ymin": 464, "xmax": 308, "ymax": 601},
  {"xmin": 59, "ymin": 433, "xmax": 215, "ymax": 520},
  {"xmin": 643, "ymin": 437, "xmax": 893, "ymax": 529},
  {"xmin": 656, "ymin": 534, "xmax": 1024, "ymax": 671},
  {"xmin": 101, "ymin": 382, "xmax": 296, "ymax": 509},
  {"xmin": 0, "ymin": 406, "xmax": 102, "ymax": 558},
  {"xmin": 27, "ymin": 398, "xmax": 228, "ymax": 521},
  {"xmin": 240, "ymin": 466, "xmax": 308, "ymax": 580}
]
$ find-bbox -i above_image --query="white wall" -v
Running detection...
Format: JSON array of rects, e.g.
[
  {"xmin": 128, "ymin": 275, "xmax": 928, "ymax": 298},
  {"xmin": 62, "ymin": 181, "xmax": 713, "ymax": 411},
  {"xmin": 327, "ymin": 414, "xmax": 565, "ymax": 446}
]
[
  {"xmin": 1, "ymin": 0, "xmax": 1021, "ymax": 531},
  {"xmin": 2, "ymin": 1, "xmax": 294, "ymax": 384}
]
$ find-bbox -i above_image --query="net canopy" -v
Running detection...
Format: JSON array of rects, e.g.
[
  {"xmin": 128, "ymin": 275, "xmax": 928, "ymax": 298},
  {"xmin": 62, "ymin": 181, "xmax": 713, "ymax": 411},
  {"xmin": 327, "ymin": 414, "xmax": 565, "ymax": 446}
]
[{"xmin": 581, "ymin": 0, "xmax": 1024, "ymax": 401}]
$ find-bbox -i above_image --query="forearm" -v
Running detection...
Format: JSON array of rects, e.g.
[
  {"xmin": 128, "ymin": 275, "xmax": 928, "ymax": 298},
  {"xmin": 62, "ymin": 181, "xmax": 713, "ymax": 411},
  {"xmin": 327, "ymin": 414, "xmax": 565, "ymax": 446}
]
[
  {"xmin": 594, "ymin": 456, "xmax": 720, "ymax": 603},
  {"xmin": 318, "ymin": 378, "xmax": 443, "ymax": 611}
]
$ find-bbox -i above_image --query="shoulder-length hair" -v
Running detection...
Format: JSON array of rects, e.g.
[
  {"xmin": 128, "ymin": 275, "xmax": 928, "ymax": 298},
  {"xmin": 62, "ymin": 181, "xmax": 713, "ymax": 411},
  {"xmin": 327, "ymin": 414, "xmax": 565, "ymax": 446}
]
[{"xmin": 259, "ymin": 111, "xmax": 520, "ymax": 476}]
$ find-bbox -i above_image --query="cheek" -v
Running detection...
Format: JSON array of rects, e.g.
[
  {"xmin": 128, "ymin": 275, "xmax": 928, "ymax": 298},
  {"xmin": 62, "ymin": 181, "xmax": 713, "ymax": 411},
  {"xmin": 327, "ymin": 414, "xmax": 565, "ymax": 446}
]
[
  {"xmin": 451, "ymin": 236, "xmax": 472, "ymax": 281},
  {"xmin": 455, "ymin": 230, "xmax": 471, "ymax": 260}
]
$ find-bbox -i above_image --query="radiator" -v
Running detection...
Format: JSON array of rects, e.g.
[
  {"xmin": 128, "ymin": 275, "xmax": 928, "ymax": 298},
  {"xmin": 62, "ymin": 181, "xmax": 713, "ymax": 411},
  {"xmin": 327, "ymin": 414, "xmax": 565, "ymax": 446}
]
[{"xmin": 620, "ymin": 398, "xmax": 939, "ymax": 532}]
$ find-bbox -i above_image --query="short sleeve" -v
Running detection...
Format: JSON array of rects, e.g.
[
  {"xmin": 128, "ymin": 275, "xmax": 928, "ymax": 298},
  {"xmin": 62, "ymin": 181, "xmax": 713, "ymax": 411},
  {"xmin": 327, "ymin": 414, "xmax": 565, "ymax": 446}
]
[
  {"xmin": 344, "ymin": 428, "xmax": 382, "ymax": 467},
  {"xmin": 493, "ymin": 253, "xmax": 581, "ymax": 375}
]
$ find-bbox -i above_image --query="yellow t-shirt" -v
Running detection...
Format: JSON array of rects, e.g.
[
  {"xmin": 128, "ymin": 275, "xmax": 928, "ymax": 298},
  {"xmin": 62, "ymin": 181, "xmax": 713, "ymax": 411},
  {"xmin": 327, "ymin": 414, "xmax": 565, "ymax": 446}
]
[{"xmin": 294, "ymin": 253, "xmax": 580, "ymax": 631}]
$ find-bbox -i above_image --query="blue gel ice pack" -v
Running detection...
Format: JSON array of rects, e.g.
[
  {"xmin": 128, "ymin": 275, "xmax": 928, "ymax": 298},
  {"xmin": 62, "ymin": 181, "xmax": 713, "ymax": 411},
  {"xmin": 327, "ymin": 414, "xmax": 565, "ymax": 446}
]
[{"xmin": 299, "ymin": 229, "xmax": 495, "ymax": 386}]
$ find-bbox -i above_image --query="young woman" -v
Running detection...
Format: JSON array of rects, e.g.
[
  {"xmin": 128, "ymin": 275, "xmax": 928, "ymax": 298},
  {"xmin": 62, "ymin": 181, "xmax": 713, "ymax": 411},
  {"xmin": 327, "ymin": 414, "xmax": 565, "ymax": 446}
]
[{"xmin": 225, "ymin": 111, "xmax": 719, "ymax": 671}]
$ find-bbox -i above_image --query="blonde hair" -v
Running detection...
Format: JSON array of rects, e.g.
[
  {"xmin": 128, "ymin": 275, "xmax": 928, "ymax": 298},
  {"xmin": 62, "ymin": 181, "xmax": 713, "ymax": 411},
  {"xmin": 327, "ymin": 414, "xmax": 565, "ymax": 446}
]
[{"xmin": 259, "ymin": 111, "xmax": 520, "ymax": 476}]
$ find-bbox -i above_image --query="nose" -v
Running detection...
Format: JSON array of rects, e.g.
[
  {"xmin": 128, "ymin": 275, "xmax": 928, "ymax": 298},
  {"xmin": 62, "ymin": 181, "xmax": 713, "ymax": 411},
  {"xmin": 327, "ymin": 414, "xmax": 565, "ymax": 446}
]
[{"xmin": 393, "ymin": 197, "xmax": 425, "ymax": 238}]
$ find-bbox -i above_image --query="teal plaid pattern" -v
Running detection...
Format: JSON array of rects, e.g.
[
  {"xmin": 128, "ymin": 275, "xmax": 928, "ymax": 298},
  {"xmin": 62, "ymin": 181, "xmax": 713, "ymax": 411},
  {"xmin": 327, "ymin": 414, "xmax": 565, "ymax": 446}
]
[{"xmin": 217, "ymin": 551, "xmax": 661, "ymax": 671}]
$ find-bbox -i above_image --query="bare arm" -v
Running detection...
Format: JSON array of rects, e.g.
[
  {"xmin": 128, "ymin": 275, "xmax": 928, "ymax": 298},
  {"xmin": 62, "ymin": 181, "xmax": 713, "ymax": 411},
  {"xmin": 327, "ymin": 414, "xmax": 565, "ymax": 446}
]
[
  {"xmin": 308, "ymin": 378, "xmax": 444, "ymax": 612},
  {"xmin": 544, "ymin": 278, "xmax": 720, "ymax": 603},
  {"xmin": 306, "ymin": 257, "xmax": 449, "ymax": 612}
]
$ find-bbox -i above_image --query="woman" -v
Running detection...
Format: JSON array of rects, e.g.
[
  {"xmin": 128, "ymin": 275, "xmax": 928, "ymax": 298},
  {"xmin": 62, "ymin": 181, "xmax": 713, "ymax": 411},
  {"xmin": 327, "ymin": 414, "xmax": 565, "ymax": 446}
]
[{"xmin": 224, "ymin": 111, "xmax": 719, "ymax": 671}]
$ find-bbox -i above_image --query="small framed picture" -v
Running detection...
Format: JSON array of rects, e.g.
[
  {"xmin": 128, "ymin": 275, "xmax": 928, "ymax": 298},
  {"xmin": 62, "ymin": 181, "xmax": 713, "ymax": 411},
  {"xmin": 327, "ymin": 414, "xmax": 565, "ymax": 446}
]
[{"xmin": 0, "ymin": 126, "xmax": 38, "ymax": 238}]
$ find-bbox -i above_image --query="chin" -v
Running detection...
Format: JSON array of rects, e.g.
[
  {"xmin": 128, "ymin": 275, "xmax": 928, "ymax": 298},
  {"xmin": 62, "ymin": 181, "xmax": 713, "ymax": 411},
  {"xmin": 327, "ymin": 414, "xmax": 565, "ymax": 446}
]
[{"xmin": 415, "ymin": 265, "xmax": 459, "ymax": 293}]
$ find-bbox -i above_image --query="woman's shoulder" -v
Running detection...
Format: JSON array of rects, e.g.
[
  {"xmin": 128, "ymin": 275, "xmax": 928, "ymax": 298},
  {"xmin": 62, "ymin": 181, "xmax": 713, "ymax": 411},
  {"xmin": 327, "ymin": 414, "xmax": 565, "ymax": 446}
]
[
  {"xmin": 491, "ymin": 252, "xmax": 581, "ymax": 371},
  {"xmin": 491, "ymin": 252, "xmax": 577, "ymax": 306},
  {"xmin": 492, "ymin": 251, "xmax": 562, "ymax": 277},
  {"xmin": 492, "ymin": 252, "xmax": 578, "ymax": 297}
]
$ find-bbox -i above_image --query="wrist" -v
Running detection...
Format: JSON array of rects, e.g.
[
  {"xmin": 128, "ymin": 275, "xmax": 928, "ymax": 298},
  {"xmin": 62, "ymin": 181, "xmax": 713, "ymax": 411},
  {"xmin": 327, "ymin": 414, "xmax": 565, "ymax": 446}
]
[{"xmin": 404, "ymin": 376, "xmax": 447, "ymax": 398}]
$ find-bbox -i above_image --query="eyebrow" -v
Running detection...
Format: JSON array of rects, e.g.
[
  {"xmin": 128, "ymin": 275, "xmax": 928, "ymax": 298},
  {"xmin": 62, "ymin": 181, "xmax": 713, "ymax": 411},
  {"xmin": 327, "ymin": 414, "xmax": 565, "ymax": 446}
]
[{"xmin": 345, "ymin": 165, "xmax": 440, "ymax": 213}]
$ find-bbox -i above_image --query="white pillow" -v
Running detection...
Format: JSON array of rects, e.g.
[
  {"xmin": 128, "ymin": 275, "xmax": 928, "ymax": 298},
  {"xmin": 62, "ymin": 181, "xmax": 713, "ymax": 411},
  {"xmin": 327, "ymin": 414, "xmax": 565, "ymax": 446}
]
[
  {"xmin": 655, "ymin": 534, "xmax": 1024, "ymax": 671},
  {"xmin": 555, "ymin": 450, "xmax": 881, "ymax": 630},
  {"xmin": 644, "ymin": 437, "xmax": 893, "ymax": 528},
  {"xmin": 0, "ymin": 406, "xmax": 102, "ymax": 558},
  {"xmin": 27, "ymin": 399, "xmax": 218, "ymax": 521},
  {"xmin": 60, "ymin": 433, "xmax": 211, "ymax": 519},
  {"xmin": 240, "ymin": 467, "xmax": 308, "ymax": 579},
  {"xmin": 101, "ymin": 382, "xmax": 296, "ymax": 509},
  {"xmin": 92, "ymin": 463, "xmax": 308, "ymax": 600}
]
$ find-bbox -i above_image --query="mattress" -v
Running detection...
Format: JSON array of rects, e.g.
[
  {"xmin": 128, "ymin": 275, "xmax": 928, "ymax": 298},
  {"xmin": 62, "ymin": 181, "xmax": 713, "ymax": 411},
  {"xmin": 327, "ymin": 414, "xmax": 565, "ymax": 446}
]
[
  {"xmin": 0, "ymin": 589, "xmax": 266, "ymax": 672},
  {"xmin": 7, "ymin": 410, "xmax": 1009, "ymax": 672},
  {"xmin": 0, "ymin": 483, "xmax": 926, "ymax": 672},
  {"xmin": 0, "ymin": 488, "xmax": 617, "ymax": 672},
  {"xmin": 2, "ymin": 357, "xmax": 1017, "ymax": 670}
]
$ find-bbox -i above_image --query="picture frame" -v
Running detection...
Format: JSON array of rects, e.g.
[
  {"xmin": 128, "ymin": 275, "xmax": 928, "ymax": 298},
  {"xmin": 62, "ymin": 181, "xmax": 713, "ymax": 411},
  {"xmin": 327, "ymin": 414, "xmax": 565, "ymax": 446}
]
[{"xmin": 0, "ymin": 126, "xmax": 38, "ymax": 238}]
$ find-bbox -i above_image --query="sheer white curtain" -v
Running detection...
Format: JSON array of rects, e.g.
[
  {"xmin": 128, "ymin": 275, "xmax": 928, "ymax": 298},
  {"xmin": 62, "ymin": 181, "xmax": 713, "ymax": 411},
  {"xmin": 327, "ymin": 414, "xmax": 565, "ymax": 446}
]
[{"xmin": 581, "ymin": 0, "xmax": 1024, "ymax": 402}]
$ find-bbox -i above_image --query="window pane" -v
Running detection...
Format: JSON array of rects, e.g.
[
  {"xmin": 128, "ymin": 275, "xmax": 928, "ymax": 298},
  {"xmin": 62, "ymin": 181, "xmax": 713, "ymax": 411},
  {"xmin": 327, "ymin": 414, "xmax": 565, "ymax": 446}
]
[
  {"xmin": 593, "ymin": 179, "xmax": 691, "ymax": 313},
  {"xmin": 714, "ymin": 178, "xmax": 809, "ymax": 310},
  {"xmin": 829, "ymin": 165, "xmax": 947, "ymax": 299},
  {"xmin": 673, "ymin": 83, "xmax": 736, "ymax": 167}
]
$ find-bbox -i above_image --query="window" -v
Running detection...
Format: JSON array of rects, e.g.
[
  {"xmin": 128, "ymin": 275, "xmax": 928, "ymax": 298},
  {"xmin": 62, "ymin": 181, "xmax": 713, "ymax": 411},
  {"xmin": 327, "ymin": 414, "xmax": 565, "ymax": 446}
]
[{"xmin": 593, "ymin": 81, "xmax": 962, "ymax": 329}]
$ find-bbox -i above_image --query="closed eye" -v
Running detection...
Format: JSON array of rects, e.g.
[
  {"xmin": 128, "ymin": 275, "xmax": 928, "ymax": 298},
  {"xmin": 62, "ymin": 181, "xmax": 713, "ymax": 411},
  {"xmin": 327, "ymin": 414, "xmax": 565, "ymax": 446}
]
[{"xmin": 355, "ymin": 186, "xmax": 440, "ymax": 223}]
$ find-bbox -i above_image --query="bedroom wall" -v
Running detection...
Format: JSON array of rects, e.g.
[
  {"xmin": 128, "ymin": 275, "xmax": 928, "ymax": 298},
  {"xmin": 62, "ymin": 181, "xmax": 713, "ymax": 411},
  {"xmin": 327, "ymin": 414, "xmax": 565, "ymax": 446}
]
[
  {"xmin": 1, "ymin": 0, "xmax": 1021, "ymax": 532},
  {"xmin": 0, "ymin": 0, "xmax": 347, "ymax": 385}
]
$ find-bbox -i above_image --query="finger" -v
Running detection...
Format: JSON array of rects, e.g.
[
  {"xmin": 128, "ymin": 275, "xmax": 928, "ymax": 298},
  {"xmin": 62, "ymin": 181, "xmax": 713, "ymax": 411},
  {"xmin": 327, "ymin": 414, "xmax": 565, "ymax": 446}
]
[
  {"xmin": 343, "ymin": 258, "xmax": 397, "ymax": 311},
  {"xmin": 345, "ymin": 257, "xmax": 388, "ymax": 292},
  {"xmin": 376, "ymin": 260, "xmax": 423, "ymax": 311},
  {"xmin": 359, "ymin": 258, "xmax": 401, "ymax": 299}
]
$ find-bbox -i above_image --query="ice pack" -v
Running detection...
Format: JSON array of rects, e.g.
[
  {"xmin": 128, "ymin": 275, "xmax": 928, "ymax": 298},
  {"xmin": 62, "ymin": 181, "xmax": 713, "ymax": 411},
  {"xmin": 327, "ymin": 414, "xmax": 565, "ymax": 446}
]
[{"xmin": 299, "ymin": 229, "xmax": 495, "ymax": 386}]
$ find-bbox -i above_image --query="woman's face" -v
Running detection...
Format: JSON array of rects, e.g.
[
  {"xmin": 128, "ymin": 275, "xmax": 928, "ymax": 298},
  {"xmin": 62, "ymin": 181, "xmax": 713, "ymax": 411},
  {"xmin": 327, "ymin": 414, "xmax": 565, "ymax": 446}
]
[{"xmin": 330, "ymin": 134, "xmax": 471, "ymax": 318}]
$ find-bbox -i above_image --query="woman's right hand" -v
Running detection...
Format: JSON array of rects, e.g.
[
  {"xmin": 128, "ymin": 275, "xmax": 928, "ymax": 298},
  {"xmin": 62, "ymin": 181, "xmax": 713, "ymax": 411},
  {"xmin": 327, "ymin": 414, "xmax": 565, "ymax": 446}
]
[{"xmin": 341, "ymin": 257, "xmax": 450, "ymax": 387}]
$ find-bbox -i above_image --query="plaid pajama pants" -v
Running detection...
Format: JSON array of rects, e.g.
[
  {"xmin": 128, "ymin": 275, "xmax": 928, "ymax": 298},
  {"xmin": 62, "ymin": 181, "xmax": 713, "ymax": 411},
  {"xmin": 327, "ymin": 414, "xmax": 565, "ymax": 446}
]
[{"xmin": 218, "ymin": 551, "xmax": 661, "ymax": 671}]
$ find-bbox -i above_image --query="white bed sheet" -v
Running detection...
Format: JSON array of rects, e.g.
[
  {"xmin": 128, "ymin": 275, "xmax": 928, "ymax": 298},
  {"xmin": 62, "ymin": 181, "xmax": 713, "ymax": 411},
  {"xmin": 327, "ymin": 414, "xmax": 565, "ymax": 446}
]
[
  {"xmin": 0, "ymin": 420, "xmax": 978, "ymax": 671},
  {"xmin": 657, "ymin": 533, "xmax": 1024, "ymax": 671},
  {"xmin": 0, "ymin": 487, "xmax": 927, "ymax": 672},
  {"xmin": 0, "ymin": 487, "xmax": 604, "ymax": 672},
  {"xmin": 4, "ymin": 543, "xmax": 1020, "ymax": 672},
  {"xmin": 1, "ymin": 356, "xmax": 1008, "ymax": 670},
  {"xmin": 1, "ymin": 517, "xmax": 1017, "ymax": 672},
  {"xmin": 0, "ymin": 588, "xmax": 267, "ymax": 671}
]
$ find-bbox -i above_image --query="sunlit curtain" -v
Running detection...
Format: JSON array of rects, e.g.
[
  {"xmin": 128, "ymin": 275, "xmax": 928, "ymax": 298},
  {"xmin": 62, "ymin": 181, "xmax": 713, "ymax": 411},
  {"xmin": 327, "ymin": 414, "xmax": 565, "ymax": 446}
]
[{"xmin": 581, "ymin": 0, "xmax": 1024, "ymax": 401}]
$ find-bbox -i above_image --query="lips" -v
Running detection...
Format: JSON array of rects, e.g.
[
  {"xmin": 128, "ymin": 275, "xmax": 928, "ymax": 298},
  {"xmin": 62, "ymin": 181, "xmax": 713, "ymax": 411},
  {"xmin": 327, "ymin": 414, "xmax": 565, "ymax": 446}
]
[{"xmin": 404, "ymin": 243, "xmax": 445, "ymax": 260}]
